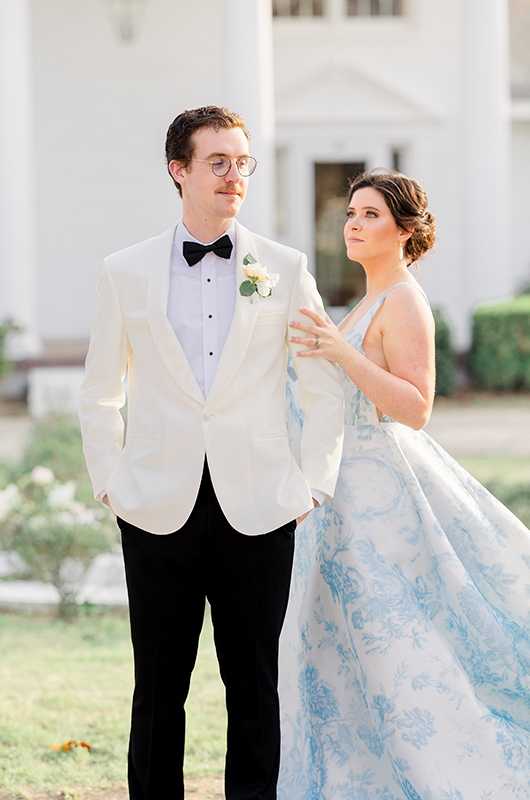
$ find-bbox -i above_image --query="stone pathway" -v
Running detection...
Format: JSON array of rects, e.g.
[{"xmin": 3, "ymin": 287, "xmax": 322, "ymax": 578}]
[
  {"xmin": 424, "ymin": 405, "xmax": 530, "ymax": 456},
  {"xmin": 0, "ymin": 415, "xmax": 33, "ymax": 462}
]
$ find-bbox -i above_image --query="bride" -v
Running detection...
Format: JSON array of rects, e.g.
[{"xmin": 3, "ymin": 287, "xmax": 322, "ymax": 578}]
[{"xmin": 279, "ymin": 169, "xmax": 530, "ymax": 799}]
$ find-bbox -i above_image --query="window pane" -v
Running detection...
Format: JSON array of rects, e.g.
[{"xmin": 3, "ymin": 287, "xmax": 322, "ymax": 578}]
[
  {"xmin": 273, "ymin": 0, "xmax": 324, "ymax": 16},
  {"xmin": 273, "ymin": 0, "xmax": 291, "ymax": 15},
  {"xmin": 315, "ymin": 163, "xmax": 366, "ymax": 307},
  {"xmin": 347, "ymin": 0, "xmax": 371, "ymax": 15},
  {"xmin": 346, "ymin": 0, "xmax": 403, "ymax": 15}
]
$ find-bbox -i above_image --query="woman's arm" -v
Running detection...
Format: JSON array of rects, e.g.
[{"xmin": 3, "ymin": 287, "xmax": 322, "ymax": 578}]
[{"xmin": 289, "ymin": 285, "xmax": 435, "ymax": 430}]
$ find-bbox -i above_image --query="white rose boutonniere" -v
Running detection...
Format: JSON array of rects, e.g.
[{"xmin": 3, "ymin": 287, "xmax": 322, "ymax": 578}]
[{"xmin": 239, "ymin": 253, "xmax": 279, "ymax": 301}]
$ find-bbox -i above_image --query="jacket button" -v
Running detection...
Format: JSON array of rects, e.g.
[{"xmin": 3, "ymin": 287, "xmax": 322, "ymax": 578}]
[{"xmin": 203, "ymin": 411, "xmax": 212, "ymax": 421}]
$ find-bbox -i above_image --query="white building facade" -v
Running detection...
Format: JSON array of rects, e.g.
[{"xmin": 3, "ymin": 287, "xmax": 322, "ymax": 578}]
[{"xmin": 0, "ymin": 0, "xmax": 529, "ymax": 358}]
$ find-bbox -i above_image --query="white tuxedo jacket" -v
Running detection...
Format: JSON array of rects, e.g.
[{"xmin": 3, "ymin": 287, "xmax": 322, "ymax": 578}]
[{"xmin": 79, "ymin": 220, "xmax": 344, "ymax": 535}]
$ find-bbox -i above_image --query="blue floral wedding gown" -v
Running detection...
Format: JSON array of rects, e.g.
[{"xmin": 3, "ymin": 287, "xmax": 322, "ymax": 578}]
[{"xmin": 279, "ymin": 283, "xmax": 530, "ymax": 800}]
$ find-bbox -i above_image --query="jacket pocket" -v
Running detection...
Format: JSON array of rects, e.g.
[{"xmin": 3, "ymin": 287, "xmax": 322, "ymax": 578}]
[{"xmin": 254, "ymin": 311, "xmax": 285, "ymax": 325}]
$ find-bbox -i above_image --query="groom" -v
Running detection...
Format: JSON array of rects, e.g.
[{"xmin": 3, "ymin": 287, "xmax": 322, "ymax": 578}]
[{"xmin": 79, "ymin": 105, "xmax": 344, "ymax": 800}]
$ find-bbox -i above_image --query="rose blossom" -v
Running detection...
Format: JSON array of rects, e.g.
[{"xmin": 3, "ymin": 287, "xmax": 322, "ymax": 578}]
[{"xmin": 30, "ymin": 466, "xmax": 55, "ymax": 485}]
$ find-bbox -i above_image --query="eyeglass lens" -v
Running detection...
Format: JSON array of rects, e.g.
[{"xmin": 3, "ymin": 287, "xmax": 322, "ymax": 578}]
[{"xmin": 211, "ymin": 157, "xmax": 257, "ymax": 177}]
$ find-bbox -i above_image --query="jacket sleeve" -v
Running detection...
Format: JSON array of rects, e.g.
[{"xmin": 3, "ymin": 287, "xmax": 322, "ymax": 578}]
[
  {"xmin": 287, "ymin": 254, "xmax": 344, "ymax": 500},
  {"xmin": 78, "ymin": 259, "xmax": 130, "ymax": 500}
]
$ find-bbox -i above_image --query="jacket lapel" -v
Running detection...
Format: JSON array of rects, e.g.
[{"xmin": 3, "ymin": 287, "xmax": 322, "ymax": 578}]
[
  {"xmin": 207, "ymin": 222, "xmax": 260, "ymax": 402},
  {"xmin": 147, "ymin": 224, "xmax": 205, "ymax": 405}
]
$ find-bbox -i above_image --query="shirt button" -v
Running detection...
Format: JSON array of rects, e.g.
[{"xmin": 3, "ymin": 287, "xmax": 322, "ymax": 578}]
[
  {"xmin": 203, "ymin": 411, "xmax": 212, "ymax": 421},
  {"xmin": 209, "ymin": 351, "xmax": 214, "ymax": 356},
  {"xmin": 206, "ymin": 278, "xmax": 211, "ymax": 282},
  {"xmin": 208, "ymin": 315, "xmax": 213, "ymax": 319}
]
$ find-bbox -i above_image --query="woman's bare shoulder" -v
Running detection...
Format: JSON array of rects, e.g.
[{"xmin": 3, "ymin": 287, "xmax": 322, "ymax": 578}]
[{"xmin": 382, "ymin": 282, "xmax": 433, "ymax": 324}]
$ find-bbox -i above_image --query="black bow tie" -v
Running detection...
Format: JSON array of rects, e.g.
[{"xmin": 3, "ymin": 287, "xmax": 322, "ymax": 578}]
[{"xmin": 182, "ymin": 234, "xmax": 233, "ymax": 267}]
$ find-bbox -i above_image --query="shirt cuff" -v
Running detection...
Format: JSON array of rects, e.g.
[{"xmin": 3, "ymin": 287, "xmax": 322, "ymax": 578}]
[{"xmin": 311, "ymin": 489, "xmax": 326, "ymax": 508}]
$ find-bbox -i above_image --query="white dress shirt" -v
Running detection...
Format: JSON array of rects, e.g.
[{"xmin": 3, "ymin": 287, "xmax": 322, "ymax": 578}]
[{"xmin": 168, "ymin": 220, "xmax": 237, "ymax": 399}]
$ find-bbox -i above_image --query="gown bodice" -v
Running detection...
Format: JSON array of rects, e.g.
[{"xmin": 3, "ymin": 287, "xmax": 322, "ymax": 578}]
[{"xmin": 339, "ymin": 281, "xmax": 428, "ymax": 426}]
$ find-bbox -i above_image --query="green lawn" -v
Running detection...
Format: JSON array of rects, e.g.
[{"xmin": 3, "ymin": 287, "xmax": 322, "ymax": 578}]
[
  {"xmin": 454, "ymin": 454, "xmax": 530, "ymax": 529},
  {"xmin": 0, "ymin": 607, "xmax": 226, "ymax": 797},
  {"xmin": 457, "ymin": 453, "xmax": 530, "ymax": 487},
  {"xmin": 1, "ymin": 416, "xmax": 530, "ymax": 797}
]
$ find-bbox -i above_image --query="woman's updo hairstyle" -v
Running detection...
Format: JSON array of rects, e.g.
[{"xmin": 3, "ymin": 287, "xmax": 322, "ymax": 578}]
[{"xmin": 348, "ymin": 169, "xmax": 436, "ymax": 264}]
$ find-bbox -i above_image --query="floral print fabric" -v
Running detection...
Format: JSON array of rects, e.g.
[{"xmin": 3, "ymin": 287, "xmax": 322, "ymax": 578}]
[{"xmin": 279, "ymin": 285, "xmax": 530, "ymax": 799}]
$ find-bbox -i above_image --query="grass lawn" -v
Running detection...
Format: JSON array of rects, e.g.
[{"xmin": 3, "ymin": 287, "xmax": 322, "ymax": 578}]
[
  {"xmin": 456, "ymin": 453, "xmax": 530, "ymax": 488},
  {"xmin": 0, "ymin": 607, "xmax": 226, "ymax": 798},
  {"xmin": 1, "ymin": 393, "xmax": 530, "ymax": 797},
  {"xmin": 454, "ymin": 454, "xmax": 530, "ymax": 530}
]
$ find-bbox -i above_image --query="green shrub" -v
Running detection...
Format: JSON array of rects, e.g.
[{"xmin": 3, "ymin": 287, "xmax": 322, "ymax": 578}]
[
  {"xmin": 21, "ymin": 413, "xmax": 89, "ymax": 481},
  {"xmin": 0, "ymin": 467, "xmax": 118, "ymax": 620},
  {"xmin": 0, "ymin": 321, "xmax": 20, "ymax": 378},
  {"xmin": 432, "ymin": 308, "xmax": 455, "ymax": 397},
  {"xmin": 469, "ymin": 295, "xmax": 530, "ymax": 390},
  {"xmin": 0, "ymin": 416, "xmax": 117, "ymax": 619}
]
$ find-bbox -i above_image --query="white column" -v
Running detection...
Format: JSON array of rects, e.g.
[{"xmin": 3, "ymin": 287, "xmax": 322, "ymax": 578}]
[
  {"xmin": 0, "ymin": 0, "xmax": 42, "ymax": 358},
  {"xmin": 223, "ymin": 0, "xmax": 276, "ymax": 239},
  {"xmin": 461, "ymin": 0, "xmax": 512, "ymax": 321},
  {"xmin": 328, "ymin": 0, "xmax": 344, "ymax": 23}
]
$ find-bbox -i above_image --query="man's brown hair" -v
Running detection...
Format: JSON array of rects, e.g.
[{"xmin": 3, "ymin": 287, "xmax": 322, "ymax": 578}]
[{"xmin": 165, "ymin": 105, "xmax": 250, "ymax": 196}]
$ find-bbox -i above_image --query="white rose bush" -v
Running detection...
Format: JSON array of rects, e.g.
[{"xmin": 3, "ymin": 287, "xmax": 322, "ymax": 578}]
[{"xmin": 0, "ymin": 466, "xmax": 118, "ymax": 619}]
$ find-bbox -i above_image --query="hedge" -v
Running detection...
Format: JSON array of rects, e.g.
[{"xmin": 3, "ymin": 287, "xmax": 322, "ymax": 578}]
[
  {"xmin": 469, "ymin": 295, "xmax": 530, "ymax": 391},
  {"xmin": 0, "ymin": 322, "xmax": 19, "ymax": 378},
  {"xmin": 432, "ymin": 308, "xmax": 455, "ymax": 397}
]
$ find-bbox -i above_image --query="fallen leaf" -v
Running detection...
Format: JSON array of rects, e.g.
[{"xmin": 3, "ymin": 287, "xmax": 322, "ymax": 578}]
[{"xmin": 51, "ymin": 740, "xmax": 93, "ymax": 752}]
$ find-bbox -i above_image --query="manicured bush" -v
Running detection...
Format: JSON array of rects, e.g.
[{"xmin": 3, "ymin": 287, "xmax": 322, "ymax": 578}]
[
  {"xmin": 21, "ymin": 414, "xmax": 88, "ymax": 484},
  {"xmin": 0, "ymin": 321, "xmax": 20, "ymax": 377},
  {"xmin": 0, "ymin": 466, "xmax": 118, "ymax": 619},
  {"xmin": 0, "ymin": 415, "xmax": 117, "ymax": 620},
  {"xmin": 432, "ymin": 308, "xmax": 455, "ymax": 397},
  {"xmin": 469, "ymin": 295, "xmax": 530, "ymax": 391}
]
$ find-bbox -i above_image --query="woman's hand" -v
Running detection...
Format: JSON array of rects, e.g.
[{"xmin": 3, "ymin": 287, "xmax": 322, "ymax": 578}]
[
  {"xmin": 289, "ymin": 288, "xmax": 435, "ymax": 431},
  {"xmin": 289, "ymin": 307, "xmax": 349, "ymax": 364}
]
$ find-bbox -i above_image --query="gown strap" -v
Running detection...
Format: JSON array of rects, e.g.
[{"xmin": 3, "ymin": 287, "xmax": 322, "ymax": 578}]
[
  {"xmin": 347, "ymin": 282, "xmax": 430, "ymax": 345},
  {"xmin": 378, "ymin": 280, "xmax": 430, "ymax": 307}
]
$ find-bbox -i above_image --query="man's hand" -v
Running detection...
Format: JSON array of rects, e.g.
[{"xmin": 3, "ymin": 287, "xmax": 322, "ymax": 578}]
[
  {"xmin": 102, "ymin": 493, "xmax": 117, "ymax": 520},
  {"xmin": 296, "ymin": 497, "xmax": 319, "ymax": 527}
]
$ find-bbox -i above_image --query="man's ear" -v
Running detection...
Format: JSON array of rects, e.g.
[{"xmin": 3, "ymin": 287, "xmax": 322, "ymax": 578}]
[{"xmin": 169, "ymin": 160, "xmax": 187, "ymax": 185}]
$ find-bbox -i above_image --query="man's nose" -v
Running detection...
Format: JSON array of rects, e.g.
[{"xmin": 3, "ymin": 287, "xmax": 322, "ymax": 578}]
[{"xmin": 225, "ymin": 160, "xmax": 241, "ymax": 180}]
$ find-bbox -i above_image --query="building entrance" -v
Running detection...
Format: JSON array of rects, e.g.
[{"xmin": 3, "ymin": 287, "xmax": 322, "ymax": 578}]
[{"xmin": 315, "ymin": 162, "xmax": 366, "ymax": 309}]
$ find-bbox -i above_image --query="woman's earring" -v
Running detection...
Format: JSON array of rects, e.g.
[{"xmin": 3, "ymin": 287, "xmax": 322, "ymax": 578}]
[{"xmin": 399, "ymin": 245, "xmax": 404, "ymax": 260}]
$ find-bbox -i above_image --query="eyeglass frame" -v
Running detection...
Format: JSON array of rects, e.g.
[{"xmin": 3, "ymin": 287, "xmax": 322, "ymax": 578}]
[{"xmin": 191, "ymin": 155, "xmax": 258, "ymax": 177}]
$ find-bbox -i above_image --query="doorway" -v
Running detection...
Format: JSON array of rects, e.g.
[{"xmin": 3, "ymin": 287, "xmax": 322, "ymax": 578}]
[{"xmin": 315, "ymin": 162, "xmax": 366, "ymax": 308}]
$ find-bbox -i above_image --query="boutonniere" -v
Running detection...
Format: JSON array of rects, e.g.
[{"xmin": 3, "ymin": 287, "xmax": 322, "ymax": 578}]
[{"xmin": 239, "ymin": 253, "xmax": 279, "ymax": 301}]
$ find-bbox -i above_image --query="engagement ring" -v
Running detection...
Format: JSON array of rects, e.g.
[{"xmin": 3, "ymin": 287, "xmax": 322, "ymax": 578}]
[{"xmin": 315, "ymin": 337, "xmax": 322, "ymax": 348}]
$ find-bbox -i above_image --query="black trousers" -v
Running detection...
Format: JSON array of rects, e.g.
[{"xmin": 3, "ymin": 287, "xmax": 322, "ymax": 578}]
[{"xmin": 119, "ymin": 462, "xmax": 296, "ymax": 800}]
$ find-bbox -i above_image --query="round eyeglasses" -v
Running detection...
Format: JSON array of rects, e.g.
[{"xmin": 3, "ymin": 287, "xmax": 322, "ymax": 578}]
[{"xmin": 192, "ymin": 156, "xmax": 258, "ymax": 177}]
